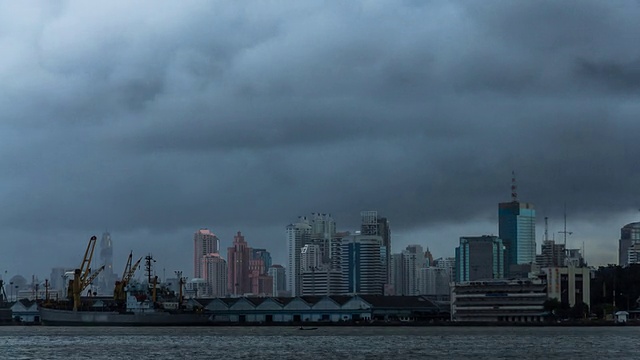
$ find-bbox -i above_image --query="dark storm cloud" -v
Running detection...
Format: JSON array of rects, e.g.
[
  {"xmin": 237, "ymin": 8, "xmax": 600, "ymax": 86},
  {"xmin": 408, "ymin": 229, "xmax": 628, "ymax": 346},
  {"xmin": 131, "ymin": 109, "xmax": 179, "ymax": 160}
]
[{"xmin": 0, "ymin": 0, "xmax": 639, "ymax": 275}]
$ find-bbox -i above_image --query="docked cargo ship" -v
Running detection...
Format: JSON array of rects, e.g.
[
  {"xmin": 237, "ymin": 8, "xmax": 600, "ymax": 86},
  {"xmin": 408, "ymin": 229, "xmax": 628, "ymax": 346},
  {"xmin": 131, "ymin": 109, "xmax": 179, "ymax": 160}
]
[
  {"xmin": 40, "ymin": 236, "xmax": 210, "ymax": 326},
  {"xmin": 40, "ymin": 282, "xmax": 211, "ymax": 326}
]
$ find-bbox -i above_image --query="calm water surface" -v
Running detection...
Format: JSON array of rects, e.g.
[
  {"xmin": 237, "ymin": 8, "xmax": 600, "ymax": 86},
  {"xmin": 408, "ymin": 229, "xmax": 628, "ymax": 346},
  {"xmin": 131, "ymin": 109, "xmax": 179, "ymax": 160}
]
[{"xmin": 0, "ymin": 326, "xmax": 637, "ymax": 359}]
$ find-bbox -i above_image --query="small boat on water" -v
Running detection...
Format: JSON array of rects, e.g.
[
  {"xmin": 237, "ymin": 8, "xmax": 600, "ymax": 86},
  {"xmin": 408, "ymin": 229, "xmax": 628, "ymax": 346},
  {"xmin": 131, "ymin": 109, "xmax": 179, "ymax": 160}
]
[{"xmin": 298, "ymin": 327, "xmax": 318, "ymax": 331}]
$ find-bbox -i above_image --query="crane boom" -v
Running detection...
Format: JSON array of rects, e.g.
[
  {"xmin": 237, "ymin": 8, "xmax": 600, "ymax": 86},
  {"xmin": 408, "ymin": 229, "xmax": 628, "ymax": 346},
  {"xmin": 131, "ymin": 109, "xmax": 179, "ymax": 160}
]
[
  {"xmin": 79, "ymin": 236, "xmax": 98, "ymax": 285},
  {"xmin": 71, "ymin": 236, "xmax": 100, "ymax": 311},
  {"xmin": 113, "ymin": 253, "xmax": 143, "ymax": 301},
  {"xmin": 82, "ymin": 265, "xmax": 105, "ymax": 292}
]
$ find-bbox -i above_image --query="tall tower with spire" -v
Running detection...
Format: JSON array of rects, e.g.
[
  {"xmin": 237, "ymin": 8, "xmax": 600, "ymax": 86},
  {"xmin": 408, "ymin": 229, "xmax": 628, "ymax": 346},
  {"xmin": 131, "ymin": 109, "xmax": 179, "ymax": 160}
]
[
  {"xmin": 498, "ymin": 171, "xmax": 536, "ymax": 272},
  {"xmin": 98, "ymin": 231, "xmax": 115, "ymax": 295}
]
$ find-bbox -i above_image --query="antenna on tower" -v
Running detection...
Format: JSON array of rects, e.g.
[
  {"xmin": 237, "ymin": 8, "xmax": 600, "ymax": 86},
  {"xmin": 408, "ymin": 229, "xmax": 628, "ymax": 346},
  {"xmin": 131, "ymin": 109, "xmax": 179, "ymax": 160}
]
[
  {"xmin": 558, "ymin": 203, "xmax": 573, "ymax": 246},
  {"xmin": 544, "ymin": 217, "xmax": 549, "ymax": 242},
  {"xmin": 511, "ymin": 170, "xmax": 518, "ymax": 202}
]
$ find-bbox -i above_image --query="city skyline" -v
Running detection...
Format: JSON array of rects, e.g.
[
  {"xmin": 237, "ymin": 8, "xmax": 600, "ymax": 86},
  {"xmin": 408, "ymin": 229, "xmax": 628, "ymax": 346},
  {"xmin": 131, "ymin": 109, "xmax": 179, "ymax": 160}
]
[
  {"xmin": 2, "ymin": 203, "xmax": 634, "ymax": 284},
  {"xmin": 1, "ymin": 1, "xmax": 640, "ymax": 281}
]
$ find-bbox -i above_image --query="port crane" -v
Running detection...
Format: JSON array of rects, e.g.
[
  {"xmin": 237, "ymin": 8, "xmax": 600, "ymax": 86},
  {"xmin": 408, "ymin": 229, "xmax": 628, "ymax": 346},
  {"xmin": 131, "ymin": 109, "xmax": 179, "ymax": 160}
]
[
  {"xmin": 113, "ymin": 252, "xmax": 143, "ymax": 301},
  {"xmin": 68, "ymin": 236, "xmax": 105, "ymax": 311}
]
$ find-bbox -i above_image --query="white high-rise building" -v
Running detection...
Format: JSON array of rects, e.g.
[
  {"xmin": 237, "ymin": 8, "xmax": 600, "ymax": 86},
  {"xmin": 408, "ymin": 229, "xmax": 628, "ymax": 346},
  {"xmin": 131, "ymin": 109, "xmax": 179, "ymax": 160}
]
[
  {"xmin": 301, "ymin": 244, "xmax": 322, "ymax": 271},
  {"xmin": 194, "ymin": 229, "xmax": 220, "ymax": 278},
  {"xmin": 201, "ymin": 253, "xmax": 227, "ymax": 297},
  {"xmin": 286, "ymin": 217, "xmax": 312, "ymax": 296},
  {"xmin": 390, "ymin": 245, "xmax": 427, "ymax": 295}
]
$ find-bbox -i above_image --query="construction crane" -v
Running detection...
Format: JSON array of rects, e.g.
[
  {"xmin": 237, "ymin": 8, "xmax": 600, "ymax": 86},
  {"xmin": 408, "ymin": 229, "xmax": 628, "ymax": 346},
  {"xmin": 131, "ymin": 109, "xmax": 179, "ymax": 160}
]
[
  {"xmin": 68, "ymin": 236, "xmax": 104, "ymax": 311},
  {"xmin": 113, "ymin": 252, "xmax": 143, "ymax": 301}
]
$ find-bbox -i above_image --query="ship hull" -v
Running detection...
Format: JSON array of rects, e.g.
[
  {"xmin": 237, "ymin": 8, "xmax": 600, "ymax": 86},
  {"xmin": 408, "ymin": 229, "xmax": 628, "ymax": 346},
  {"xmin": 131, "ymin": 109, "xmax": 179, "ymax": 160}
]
[{"xmin": 40, "ymin": 308, "xmax": 211, "ymax": 326}]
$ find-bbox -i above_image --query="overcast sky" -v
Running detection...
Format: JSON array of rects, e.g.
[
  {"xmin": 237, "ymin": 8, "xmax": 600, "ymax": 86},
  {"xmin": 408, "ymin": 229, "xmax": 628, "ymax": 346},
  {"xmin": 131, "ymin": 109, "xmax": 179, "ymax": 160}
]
[{"xmin": 1, "ymin": 1, "xmax": 639, "ymax": 281}]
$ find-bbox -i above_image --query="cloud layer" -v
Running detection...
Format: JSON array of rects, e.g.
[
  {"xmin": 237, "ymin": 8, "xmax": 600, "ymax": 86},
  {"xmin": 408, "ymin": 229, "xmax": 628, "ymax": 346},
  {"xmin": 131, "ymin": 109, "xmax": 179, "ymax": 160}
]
[{"xmin": 1, "ymin": 1, "xmax": 639, "ymax": 277}]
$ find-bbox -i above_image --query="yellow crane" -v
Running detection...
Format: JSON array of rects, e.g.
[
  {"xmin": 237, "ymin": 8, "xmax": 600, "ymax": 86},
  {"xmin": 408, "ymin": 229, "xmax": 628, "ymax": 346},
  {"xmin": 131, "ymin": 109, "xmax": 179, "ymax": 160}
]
[
  {"xmin": 113, "ymin": 252, "xmax": 143, "ymax": 301},
  {"xmin": 68, "ymin": 236, "xmax": 105, "ymax": 311}
]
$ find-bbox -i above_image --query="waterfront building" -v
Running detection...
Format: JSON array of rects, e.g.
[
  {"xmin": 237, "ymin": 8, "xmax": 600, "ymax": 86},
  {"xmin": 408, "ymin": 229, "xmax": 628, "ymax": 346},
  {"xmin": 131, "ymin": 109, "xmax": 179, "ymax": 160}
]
[
  {"xmin": 540, "ymin": 266, "xmax": 591, "ymax": 308},
  {"xmin": 227, "ymin": 231, "xmax": 252, "ymax": 296},
  {"xmin": 451, "ymin": 279, "xmax": 547, "ymax": 322},
  {"xmin": 204, "ymin": 295, "xmax": 444, "ymax": 324},
  {"xmin": 361, "ymin": 211, "xmax": 391, "ymax": 283},
  {"xmin": 455, "ymin": 236, "xmax": 506, "ymax": 282},
  {"xmin": 498, "ymin": 201, "xmax": 536, "ymax": 268},
  {"xmin": 286, "ymin": 217, "xmax": 313, "ymax": 296},
  {"xmin": 202, "ymin": 253, "xmax": 227, "ymax": 297},
  {"xmin": 341, "ymin": 234, "xmax": 385, "ymax": 295},
  {"xmin": 194, "ymin": 229, "xmax": 220, "ymax": 278},
  {"xmin": 619, "ymin": 222, "xmax": 640, "ymax": 266},
  {"xmin": 268, "ymin": 265, "xmax": 286, "ymax": 297}
]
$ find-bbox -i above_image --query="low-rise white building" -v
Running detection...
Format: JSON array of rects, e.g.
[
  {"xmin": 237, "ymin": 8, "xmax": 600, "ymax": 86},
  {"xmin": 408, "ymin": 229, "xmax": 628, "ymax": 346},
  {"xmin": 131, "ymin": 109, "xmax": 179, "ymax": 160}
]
[
  {"xmin": 540, "ymin": 266, "xmax": 591, "ymax": 308},
  {"xmin": 451, "ymin": 279, "xmax": 547, "ymax": 322}
]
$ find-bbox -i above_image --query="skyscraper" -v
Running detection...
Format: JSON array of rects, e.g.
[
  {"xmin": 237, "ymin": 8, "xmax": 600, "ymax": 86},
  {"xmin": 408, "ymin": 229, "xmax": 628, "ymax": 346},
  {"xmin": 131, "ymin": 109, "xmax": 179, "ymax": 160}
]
[
  {"xmin": 498, "ymin": 201, "xmax": 536, "ymax": 267},
  {"xmin": 455, "ymin": 235, "xmax": 506, "ymax": 282},
  {"xmin": 619, "ymin": 222, "xmax": 640, "ymax": 266},
  {"xmin": 251, "ymin": 249, "xmax": 272, "ymax": 274},
  {"xmin": 361, "ymin": 211, "xmax": 391, "ymax": 283},
  {"xmin": 193, "ymin": 229, "xmax": 220, "ymax": 278},
  {"xmin": 201, "ymin": 253, "xmax": 227, "ymax": 297},
  {"xmin": 341, "ymin": 234, "xmax": 385, "ymax": 295},
  {"xmin": 268, "ymin": 265, "xmax": 286, "ymax": 297},
  {"xmin": 286, "ymin": 217, "xmax": 312, "ymax": 296},
  {"xmin": 227, "ymin": 231, "xmax": 251, "ymax": 296},
  {"xmin": 97, "ymin": 231, "xmax": 115, "ymax": 295}
]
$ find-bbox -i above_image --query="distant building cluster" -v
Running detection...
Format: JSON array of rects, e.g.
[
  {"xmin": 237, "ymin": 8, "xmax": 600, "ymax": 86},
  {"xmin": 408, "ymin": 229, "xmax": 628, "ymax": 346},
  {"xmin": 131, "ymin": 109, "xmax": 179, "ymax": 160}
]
[{"xmin": 9, "ymin": 175, "xmax": 640, "ymax": 324}]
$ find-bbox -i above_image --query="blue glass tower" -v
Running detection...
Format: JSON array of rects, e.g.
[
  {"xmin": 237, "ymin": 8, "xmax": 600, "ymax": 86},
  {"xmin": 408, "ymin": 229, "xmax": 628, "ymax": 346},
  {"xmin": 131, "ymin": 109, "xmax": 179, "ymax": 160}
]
[{"xmin": 498, "ymin": 201, "xmax": 536, "ymax": 268}]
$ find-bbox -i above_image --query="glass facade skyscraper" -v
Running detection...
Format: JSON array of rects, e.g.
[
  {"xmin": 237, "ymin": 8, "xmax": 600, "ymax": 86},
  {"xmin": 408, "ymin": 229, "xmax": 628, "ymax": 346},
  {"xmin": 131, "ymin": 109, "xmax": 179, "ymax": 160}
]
[
  {"xmin": 498, "ymin": 201, "xmax": 536, "ymax": 268},
  {"xmin": 455, "ymin": 236, "xmax": 505, "ymax": 282}
]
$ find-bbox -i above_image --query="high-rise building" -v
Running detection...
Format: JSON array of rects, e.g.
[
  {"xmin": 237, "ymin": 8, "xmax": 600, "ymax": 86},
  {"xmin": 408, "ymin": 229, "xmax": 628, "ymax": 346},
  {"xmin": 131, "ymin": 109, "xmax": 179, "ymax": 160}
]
[
  {"xmin": 286, "ymin": 217, "xmax": 313, "ymax": 296},
  {"xmin": 201, "ymin": 253, "xmax": 227, "ymax": 297},
  {"xmin": 50, "ymin": 267, "xmax": 72, "ymax": 300},
  {"xmin": 300, "ymin": 244, "xmax": 322, "ymax": 271},
  {"xmin": 360, "ymin": 211, "xmax": 391, "ymax": 284},
  {"xmin": 619, "ymin": 222, "xmax": 640, "ymax": 266},
  {"xmin": 97, "ymin": 232, "xmax": 115, "ymax": 295},
  {"xmin": 434, "ymin": 257, "xmax": 456, "ymax": 282},
  {"xmin": 227, "ymin": 231, "xmax": 251, "ymax": 296},
  {"xmin": 301, "ymin": 269, "xmax": 344, "ymax": 296},
  {"xmin": 455, "ymin": 235, "xmax": 506, "ymax": 282},
  {"xmin": 389, "ymin": 245, "xmax": 427, "ymax": 295},
  {"xmin": 268, "ymin": 265, "xmax": 286, "ymax": 297},
  {"xmin": 536, "ymin": 240, "xmax": 566, "ymax": 268},
  {"xmin": 194, "ymin": 229, "xmax": 220, "ymax": 278},
  {"xmin": 498, "ymin": 201, "xmax": 536, "ymax": 268},
  {"xmin": 341, "ymin": 234, "xmax": 385, "ymax": 295},
  {"xmin": 418, "ymin": 267, "xmax": 450, "ymax": 296},
  {"xmin": 251, "ymin": 249, "xmax": 272, "ymax": 274}
]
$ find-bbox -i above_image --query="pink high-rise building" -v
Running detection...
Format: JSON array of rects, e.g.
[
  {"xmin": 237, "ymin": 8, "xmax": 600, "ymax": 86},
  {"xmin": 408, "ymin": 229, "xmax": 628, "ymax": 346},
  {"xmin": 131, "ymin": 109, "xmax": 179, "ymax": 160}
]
[
  {"xmin": 227, "ymin": 231, "xmax": 251, "ymax": 295},
  {"xmin": 194, "ymin": 229, "xmax": 220, "ymax": 278}
]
